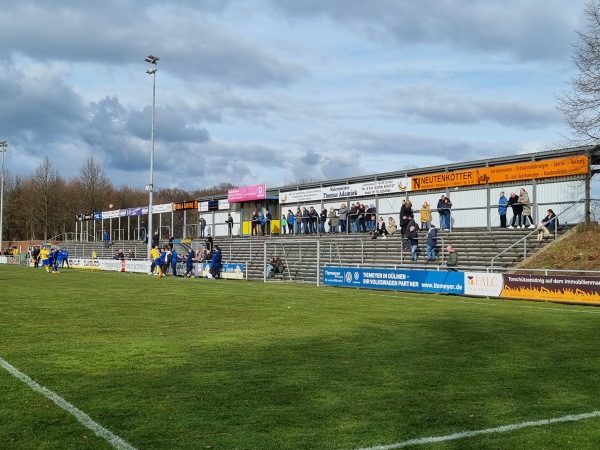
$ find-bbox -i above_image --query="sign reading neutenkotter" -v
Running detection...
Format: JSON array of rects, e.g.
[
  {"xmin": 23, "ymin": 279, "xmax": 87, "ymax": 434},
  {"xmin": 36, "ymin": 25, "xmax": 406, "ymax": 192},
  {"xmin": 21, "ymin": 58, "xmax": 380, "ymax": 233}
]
[{"xmin": 411, "ymin": 155, "xmax": 588, "ymax": 191}]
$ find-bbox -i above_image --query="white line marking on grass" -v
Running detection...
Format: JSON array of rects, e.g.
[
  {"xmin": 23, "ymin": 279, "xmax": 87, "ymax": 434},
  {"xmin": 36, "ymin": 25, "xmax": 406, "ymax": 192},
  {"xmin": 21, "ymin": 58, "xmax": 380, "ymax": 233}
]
[
  {"xmin": 0, "ymin": 356, "xmax": 137, "ymax": 450},
  {"xmin": 349, "ymin": 410, "xmax": 600, "ymax": 450}
]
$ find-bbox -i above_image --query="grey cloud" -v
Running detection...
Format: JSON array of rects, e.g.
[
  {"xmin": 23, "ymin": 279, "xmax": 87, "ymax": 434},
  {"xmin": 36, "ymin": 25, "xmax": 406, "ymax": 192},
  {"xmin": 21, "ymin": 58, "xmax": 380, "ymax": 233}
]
[{"xmin": 267, "ymin": 0, "xmax": 580, "ymax": 62}]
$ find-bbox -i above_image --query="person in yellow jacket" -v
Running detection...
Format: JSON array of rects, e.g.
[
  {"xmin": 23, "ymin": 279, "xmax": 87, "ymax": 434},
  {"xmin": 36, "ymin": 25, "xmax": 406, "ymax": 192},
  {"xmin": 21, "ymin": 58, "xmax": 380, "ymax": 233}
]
[
  {"xmin": 149, "ymin": 246, "xmax": 161, "ymax": 275},
  {"xmin": 420, "ymin": 201, "xmax": 431, "ymax": 231},
  {"xmin": 39, "ymin": 246, "xmax": 51, "ymax": 272}
]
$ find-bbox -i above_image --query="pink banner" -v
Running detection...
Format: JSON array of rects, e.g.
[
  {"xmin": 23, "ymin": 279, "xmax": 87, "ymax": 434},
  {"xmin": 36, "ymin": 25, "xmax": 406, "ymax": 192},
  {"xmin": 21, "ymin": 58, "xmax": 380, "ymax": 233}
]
[{"xmin": 228, "ymin": 184, "xmax": 266, "ymax": 203}]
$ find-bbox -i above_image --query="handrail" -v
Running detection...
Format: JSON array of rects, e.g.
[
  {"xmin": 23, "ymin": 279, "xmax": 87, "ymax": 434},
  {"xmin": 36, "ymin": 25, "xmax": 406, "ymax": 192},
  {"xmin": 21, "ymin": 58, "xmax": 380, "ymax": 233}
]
[{"xmin": 489, "ymin": 198, "xmax": 594, "ymax": 267}]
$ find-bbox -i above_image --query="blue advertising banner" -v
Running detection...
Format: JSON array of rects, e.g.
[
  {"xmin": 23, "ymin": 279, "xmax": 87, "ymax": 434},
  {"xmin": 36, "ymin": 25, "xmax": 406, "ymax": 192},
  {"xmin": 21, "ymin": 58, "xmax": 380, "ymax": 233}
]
[{"xmin": 323, "ymin": 267, "xmax": 464, "ymax": 294}]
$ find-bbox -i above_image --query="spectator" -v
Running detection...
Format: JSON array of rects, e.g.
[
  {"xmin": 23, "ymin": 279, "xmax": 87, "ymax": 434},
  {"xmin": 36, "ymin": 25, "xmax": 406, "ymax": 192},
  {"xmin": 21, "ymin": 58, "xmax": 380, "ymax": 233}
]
[
  {"xmin": 507, "ymin": 192, "xmax": 522, "ymax": 228},
  {"xmin": 309, "ymin": 206, "xmax": 319, "ymax": 234},
  {"xmin": 420, "ymin": 201, "xmax": 431, "ymax": 231},
  {"xmin": 251, "ymin": 211, "xmax": 259, "ymax": 236},
  {"xmin": 366, "ymin": 204, "xmax": 376, "ymax": 232},
  {"xmin": 319, "ymin": 207, "xmax": 327, "ymax": 234},
  {"xmin": 302, "ymin": 207, "xmax": 310, "ymax": 234},
  {"xmin": 436, "ymin": 195, "xmax": 446, "ymax": 230},
  {"xmin": 114, "ymin": 249, "xmax": 125, "ymax": 260},
  {"xmin": 405, "ymin": 215, "xmax": 419, "ymax": 262},
  {"xmin": 328, "ymin": 207, "xmax": 338, "ymax": 233},
  {"xmin": 205, "ymin": 234, "xmax": 213, "ymax": 252},
  {"xmin": 541, "ymin": 208, "xmax": 558, "ymax": 231},
  {"xmin": 338, "ymin": 203, "xmax": 348, "ymax": 233},
  {"xmin": 425, "ymin": 224, "xmax": 438, "ymax": 262},
  {"xmin": 357, "ymin": 203, "xmax": 367, "ymax": 233},
  {"xmin": 128, "ymin": 248, "xmax": 135, "ymax": 259},
  {"xmin": 281, "ymin": 214, "xmax": 287, "ymax": 235},
  {"xmin": 287, "ymin": 209, "xmax": 295, "ymax": 234},
  {"xmin": 199, "ymin": 217, "xmax": 207, "ymax": 238},
  {"xmin": 498, "ymin": 191, "xmax": 508, "ymax": 228},
  {"xmin": 168, "ymin": 235, "xmax": 174, "ymax": 250},
  {"xmin": 103, "ymin": 231, "xmax": 110, "ymax": 248},
  {"xmin": 349, "ymin": 203, "xmax": 358, "ymax": 233},
  {"xmin": 441, "ymin": 197, "xmax": 452, "ymax": 231},
  {"xmin": 295, "ymin": 208, "xmax": 303, "ymax": 235},
  {"xmin": 258, "ymin": 211, "xmax": 266, "ymax": 235},
  {"xmin": 266, "ymin": 255, "xmax": 285, "ymax": 277},
  {"xmin": 374, "ymin": 216, "xmax": 387, "ymax": 239},
  {"xmin": 265, "ymin": 209, "xmax": 272, "ymax": 236},
  {"xmin": 519, "ymin": 188, "xmax": 535, "ymax": 228},
  {"xmin": 444, "ymin": 245, "xmax": 458, "ymax": 271},
  {"xmin": 226, "ymin": 213, "xmax": 234, "ymax": 238},
  {"xmin": 387, "ymin": 217, "xmax": 398, "ymax": 235},
  {"xmin": 151, "ymin": 231, "xmax": 159, "ymax": 248},
  {"xmin": 400, "ymin": 199, "xmax": 413, "ymax": 237}
]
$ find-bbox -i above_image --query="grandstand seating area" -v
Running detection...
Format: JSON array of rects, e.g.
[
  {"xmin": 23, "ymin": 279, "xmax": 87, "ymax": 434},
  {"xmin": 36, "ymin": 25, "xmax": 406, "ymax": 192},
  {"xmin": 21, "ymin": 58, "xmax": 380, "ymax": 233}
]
[{"xmin": 62, "ymin": 227, "xmax": 564, "ymax": 283}]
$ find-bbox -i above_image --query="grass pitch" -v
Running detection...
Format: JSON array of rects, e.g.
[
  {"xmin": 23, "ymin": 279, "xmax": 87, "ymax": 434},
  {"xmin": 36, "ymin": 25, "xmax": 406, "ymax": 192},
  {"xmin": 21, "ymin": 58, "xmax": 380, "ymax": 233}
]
[{"xmin": 1, "ymin": 265, "xmax": 600, "ymax": 449}]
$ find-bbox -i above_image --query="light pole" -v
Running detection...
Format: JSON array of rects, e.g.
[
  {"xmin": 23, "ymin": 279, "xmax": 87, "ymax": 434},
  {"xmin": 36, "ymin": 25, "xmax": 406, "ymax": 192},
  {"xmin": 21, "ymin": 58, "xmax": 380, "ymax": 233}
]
[
  {"xmin": 0, "ymin": 141, "xmax": 6, "ymax": 255},
  {"xmin": 145, "ymin": 55, "xmax": 159, "ymax": 258}
]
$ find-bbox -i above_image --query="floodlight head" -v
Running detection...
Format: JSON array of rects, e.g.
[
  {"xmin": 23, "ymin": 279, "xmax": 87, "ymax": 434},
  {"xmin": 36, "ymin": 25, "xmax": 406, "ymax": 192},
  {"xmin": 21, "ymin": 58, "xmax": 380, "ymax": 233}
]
[
  {"xmin": 145, "ymin": 55, "xmax": 159, "ymax": 64},
  {"xmin": 146, "ymin": 69, "xmax": 157, "ymax": 75}
]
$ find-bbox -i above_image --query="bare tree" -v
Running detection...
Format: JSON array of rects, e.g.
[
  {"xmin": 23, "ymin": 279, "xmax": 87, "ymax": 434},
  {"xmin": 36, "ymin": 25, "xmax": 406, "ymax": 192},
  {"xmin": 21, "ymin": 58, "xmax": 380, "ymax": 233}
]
[
  {"xmin": 557, "ymin": 1, "xmax": 600, "ymax": 143},
  {"xmin": 78, "ymin": 156, "xmax": 112, "ymax": 213}
]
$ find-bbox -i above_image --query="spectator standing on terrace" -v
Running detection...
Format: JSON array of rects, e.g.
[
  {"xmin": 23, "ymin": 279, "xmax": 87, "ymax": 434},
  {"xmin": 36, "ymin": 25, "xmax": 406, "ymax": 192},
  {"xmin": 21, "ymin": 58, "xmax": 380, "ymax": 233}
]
[
  {"xmin": 205, "ymin": 234, "xmax": 214, "ymax": 252},
  {"xmin": 405, "ymin": 216, "xmax": 419, "ymax": 262},
  {"xmin": 436, "ymin": 195, "xmax": 446, "ymax": 230},
  {"xmin": 425, "ymin": 224, "xmax": 438, "ymax": 262},
  {"xmin": 338, "ymin": 203, "xmax": 348, "ymax": 233},
  {"xmin": 310, "ymin": 206, "xmax": 319, "ymax": 234},
  {"xmin": 366, "ymin": 204, "xmax": 376, "ymax": 232},
  {"xmin": 199, "ymin": 218, "xmax": 206, "ymax": 238},
  {"xmin": 519, "ymin": 188, "xmax": 535, "ymax": 228},
  {"xmin": 281, "ymin": 214, "xmax": 287, "ymax": 235},
  {"xmin": 168, "ymin": 235, "xmax": 174, "ymax": 250},
  {"xmin": 441, "ymin": 197, "xmax": 453, "ymax": 231},
  {"xmin": 265, "ymin": 210, "xmax": 272, "ymax": 236},
  {"xmin": 151, "ymin": 231, "xmax": 159, "ymax": 248},
  {"xmin": 357, "ymin": 203, "xmax": 367, "ymax": 233},
  {"xmin": 399, "ymin": 199, "xmax": 413, "ymax": 237},
  {"xmin": 295, "ymin": 208, "xmax": 302, "ymax": 234},
  {"xmin": 251, "ymin": 211, "xmax": 259, "ymax": 236},
  {"xmin": 319, "ymin": 207, "xmax": 327, "ymax": 234},
  {"xmin": 507, "ymin": 192, "xmax": 522, "ymax": 228},
  {"xmin": 498, "ymin": 191, "xmax": 508, "ymax": 228},
  {"xmin": 258, "ymin": 211, "xmax": 266, "ymax": 235},
  {"xmin": 302, "ymin": 207, "xmax": 310, "ymax": 234},
  {"xmin": 128, "ymin": 248, "xmax": 135, "ymax": 259},
  {"xmin": 444, "ymin": 245, "xmax": 458, "ymax": 271},
  {"xmin": 286, "ymin": 210, "xmax": 294, "ymax": 234},
  {"xmin": 420, "ymin": 201, "xmax": 431, "ymax": 231},
  {"xmin": 226, "ymin": 213, "xmax": 234, "ymax": 238},
  {"xmin": 349, "ymin": 203, "xmax": 358, "ymax": 232},
  {"xmin": 328, "ymin": 207, "xmax": 338, "ymax": 233},
  {"xmin": 103, "ymin": 231, "xmax": 110, "ymax": 248}
]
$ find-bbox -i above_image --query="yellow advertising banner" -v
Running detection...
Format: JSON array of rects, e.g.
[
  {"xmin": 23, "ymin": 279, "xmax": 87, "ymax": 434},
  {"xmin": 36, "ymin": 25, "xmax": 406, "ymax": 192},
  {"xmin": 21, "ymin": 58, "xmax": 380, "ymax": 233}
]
[{"xmin": 411, "ymin": 155, "xmax": 589, "ymax": 191}]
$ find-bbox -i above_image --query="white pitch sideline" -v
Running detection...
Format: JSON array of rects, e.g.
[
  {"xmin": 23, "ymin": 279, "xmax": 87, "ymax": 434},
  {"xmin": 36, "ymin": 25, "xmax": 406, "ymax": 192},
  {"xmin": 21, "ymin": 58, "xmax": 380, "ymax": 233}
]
[
  {"xmin": 349, "ymin": 410, "xmax": 600, "ymax": 450},
  {"xmin": 0, "ymin": 356, "xmax": 137, "ymax": 450}
]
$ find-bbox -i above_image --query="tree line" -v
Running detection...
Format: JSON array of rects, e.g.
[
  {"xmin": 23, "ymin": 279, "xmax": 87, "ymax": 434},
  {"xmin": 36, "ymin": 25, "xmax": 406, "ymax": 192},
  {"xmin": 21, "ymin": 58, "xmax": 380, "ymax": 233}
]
[{"xmin": 2, "ymin": 156, "xmax": 233, "ymax": 242}]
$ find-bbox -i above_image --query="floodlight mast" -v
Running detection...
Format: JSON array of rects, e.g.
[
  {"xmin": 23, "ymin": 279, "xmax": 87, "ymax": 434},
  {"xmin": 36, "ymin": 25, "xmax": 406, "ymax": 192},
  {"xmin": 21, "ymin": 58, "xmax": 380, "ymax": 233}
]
[
  {"xmin": 145, "ymin": 55, "xmax": 159, "ymax": 259},
  {"xmin": 0, "ymin": 141, "xmax": 6, "ymax": 254}
]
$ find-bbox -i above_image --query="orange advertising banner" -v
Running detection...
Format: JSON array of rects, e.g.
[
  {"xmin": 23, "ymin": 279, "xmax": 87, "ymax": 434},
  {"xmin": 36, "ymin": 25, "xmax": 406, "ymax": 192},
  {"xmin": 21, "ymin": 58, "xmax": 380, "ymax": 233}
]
[{"xmin": 411, "ymin": 155, "xmax": 589, "ymax": 191}]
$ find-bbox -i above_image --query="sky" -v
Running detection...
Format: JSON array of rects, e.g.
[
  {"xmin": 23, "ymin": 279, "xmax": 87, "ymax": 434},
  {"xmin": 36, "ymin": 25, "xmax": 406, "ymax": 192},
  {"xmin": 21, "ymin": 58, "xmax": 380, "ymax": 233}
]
[{"xmin": 0, "ymin": 1, "xmax": 592, "ymax": 193}]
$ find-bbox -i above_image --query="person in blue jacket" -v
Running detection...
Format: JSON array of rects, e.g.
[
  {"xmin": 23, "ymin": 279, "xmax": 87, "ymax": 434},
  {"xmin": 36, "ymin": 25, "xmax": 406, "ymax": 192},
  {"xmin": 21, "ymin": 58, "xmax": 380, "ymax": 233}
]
[
  {"xmin": 498, "ymin": 191, "xmax": 508, "ymax": 228},
  {"xmin": 171, "ymin": 248, "xmax": 178, "ymax": 276},
  {"xmin": 209, "ymin": 245, "xmax": 222, "ymax": 279}
]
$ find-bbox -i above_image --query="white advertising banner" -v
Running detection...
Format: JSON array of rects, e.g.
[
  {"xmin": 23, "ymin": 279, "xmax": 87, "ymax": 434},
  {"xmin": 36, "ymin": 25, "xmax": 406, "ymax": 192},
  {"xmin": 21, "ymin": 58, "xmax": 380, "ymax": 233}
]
[
  {"xmin": 219, "ymin": 199, "xmax": 230, "ymax": 210},
  {"xmin": 199, "ymin": 201, "xmax": 209, "ymax": 212},
  {"xmin": 152, "ymin": 203, "xmax": 174, "ymax": 214},
  {"xmin": 279, "ymin": 178, "xmax": 411, "ymax": 204}
]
